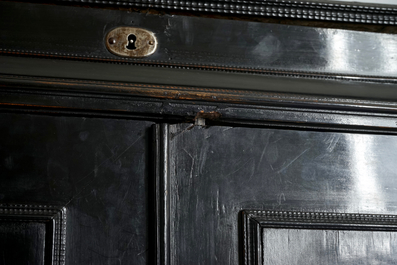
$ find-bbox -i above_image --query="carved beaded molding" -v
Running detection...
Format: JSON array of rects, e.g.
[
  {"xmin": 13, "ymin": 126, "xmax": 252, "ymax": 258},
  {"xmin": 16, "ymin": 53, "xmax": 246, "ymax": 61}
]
[
  {"xmin": 243, "ymin": 210, "xmax": 397, "ymax": 265},
  {"xmin": 58, "ymin": 0, "xmax": 397, "ymax": 25},
  {"xmin": 0, "ymin": 204, "xmax": 67, "ymax": 265}
]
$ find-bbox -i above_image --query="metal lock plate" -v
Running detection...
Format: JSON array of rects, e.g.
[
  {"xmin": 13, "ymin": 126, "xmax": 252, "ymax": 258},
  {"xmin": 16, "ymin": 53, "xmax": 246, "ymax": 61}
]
[{"xmin": 106, "ymin": 27, "xmax": 157, "ymax": 58}]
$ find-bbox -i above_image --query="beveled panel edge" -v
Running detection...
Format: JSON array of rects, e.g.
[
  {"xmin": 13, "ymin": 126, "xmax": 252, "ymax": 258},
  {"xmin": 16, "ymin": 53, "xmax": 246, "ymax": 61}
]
[
  {"xmin": 242, "ymin": 210, "xmax": 397, "ymax": 265},
  {"xmin": 0, "ymin": 203, "xmax": 67, "ymax": 265}
]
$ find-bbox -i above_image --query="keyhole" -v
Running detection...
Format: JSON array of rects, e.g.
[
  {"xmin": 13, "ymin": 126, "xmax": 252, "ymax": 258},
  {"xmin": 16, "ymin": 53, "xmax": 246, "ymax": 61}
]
[{"xmin": 126, "ymin": 34, "xmax": 137, "ymax": 50}]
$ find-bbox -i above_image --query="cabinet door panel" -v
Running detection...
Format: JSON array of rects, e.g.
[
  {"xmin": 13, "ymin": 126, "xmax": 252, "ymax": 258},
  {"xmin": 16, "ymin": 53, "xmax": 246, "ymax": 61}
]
[
  {"xmin": 163, "ymin": 124, "xmax": 397, "ymax": 264},
  {"xmin": 0, "ymin": 113, "xmax": 153, "ymax": 265}
]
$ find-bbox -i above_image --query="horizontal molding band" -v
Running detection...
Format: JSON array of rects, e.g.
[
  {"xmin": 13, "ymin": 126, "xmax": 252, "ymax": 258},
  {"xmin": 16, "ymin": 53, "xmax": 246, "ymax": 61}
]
[
  {"xmin": 3, "ymin": 56, "xmax": 397, "ymax": 102},
  {"xmin": 2, "ymin": 74, "xmax": 397, "ymax": 134},
  {"xmin": 2, "ymin": 50, "xmax": 397, "ymax": 83},
  {"xmin": 2, "ymin": 1, "xmax": 397, "ymax": 78}
]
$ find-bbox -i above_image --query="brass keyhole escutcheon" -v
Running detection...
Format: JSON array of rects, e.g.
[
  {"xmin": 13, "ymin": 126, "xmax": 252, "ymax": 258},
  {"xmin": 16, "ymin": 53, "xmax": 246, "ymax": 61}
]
[{"xmin": 106, "ymin": 27, "xmax": 157, "ymax": 58}]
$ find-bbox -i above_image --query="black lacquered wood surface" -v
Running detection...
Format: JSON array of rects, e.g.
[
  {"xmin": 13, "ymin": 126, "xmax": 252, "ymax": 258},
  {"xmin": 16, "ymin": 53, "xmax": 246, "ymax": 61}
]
[
  {"xmin": 1, "ymin": 1, "xmax": 397, "ymax": 78},
  {"xmin": 2, "ymin": 1, "xmax": 397, "ymax": 264},
  {"xmin": 161, "ymin": 123, "xmax": 397, "ymax": 264}
]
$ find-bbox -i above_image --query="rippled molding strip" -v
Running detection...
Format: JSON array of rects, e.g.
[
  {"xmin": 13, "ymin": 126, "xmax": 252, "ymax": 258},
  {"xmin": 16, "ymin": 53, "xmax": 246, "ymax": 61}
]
[{"xmin": 58, "ymin": 0, "xmax": 397, "ymax": 24}]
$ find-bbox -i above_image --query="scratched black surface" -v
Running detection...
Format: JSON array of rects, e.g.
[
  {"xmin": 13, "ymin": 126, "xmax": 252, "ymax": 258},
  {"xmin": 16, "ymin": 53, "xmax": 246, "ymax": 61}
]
[
  {"xmin": 0, "ymin": 113, "xmax": 153, "ymax": 265},
  {"xmin": 167, "ymin": 123, "xmax": 397, "ymax": 264}
]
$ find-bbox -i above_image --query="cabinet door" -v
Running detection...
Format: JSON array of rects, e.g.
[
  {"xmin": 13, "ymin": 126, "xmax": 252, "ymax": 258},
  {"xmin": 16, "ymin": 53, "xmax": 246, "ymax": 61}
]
[
  {"xmin": 157, "ymin": 123, "xmax": 397, "ymax": 265},
  {"xmin": 0, "ymin": 112, "xmax": 153, "ymax": 265}
]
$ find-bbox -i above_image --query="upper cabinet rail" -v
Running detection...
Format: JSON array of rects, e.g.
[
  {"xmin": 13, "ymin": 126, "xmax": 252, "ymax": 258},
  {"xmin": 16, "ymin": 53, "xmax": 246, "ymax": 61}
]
[{"xmin": 1, "ymin": 1, "xmax": 397, "ymax": 79}]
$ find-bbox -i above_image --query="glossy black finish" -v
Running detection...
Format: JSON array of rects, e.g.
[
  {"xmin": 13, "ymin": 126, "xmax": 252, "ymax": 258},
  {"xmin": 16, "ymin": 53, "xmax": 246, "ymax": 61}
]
[
  {"xmin": 2, "ymin": 1, "xmax": 397, "ymax": 78},
  {"xmin": 0, "ymin": 113, "xmax": 153, "ymax": 264},
  {"xmin": 3, "ymin": 1, "xmax": 397, "ymax": 264},
  {"xmin": 159, "ymin": 123, "xmax": 397, "ymax": 264}
]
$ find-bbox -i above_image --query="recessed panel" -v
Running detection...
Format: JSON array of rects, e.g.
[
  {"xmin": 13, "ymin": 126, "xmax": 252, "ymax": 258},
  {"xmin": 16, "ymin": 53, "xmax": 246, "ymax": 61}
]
[
  {"xmin": 0, "ymin": 204, "xmax": 66, "ymax": 265},
  {"xmin": 0, "ymin": 221, "xmax": 46, "ymax": 265},
  {"xmin": 261, "ymin": 229, "xmax": 397, "ymax": 265},
  {"xmin": 244, "ymin": 210, "xmax": 397, "ymax": 265}
]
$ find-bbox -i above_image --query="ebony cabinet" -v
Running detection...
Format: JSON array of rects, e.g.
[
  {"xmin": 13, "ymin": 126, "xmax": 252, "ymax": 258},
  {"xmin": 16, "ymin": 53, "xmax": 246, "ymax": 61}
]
[{"xmin": 2, "ymin": 1, "xmax": 397, "ymax": 264}]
